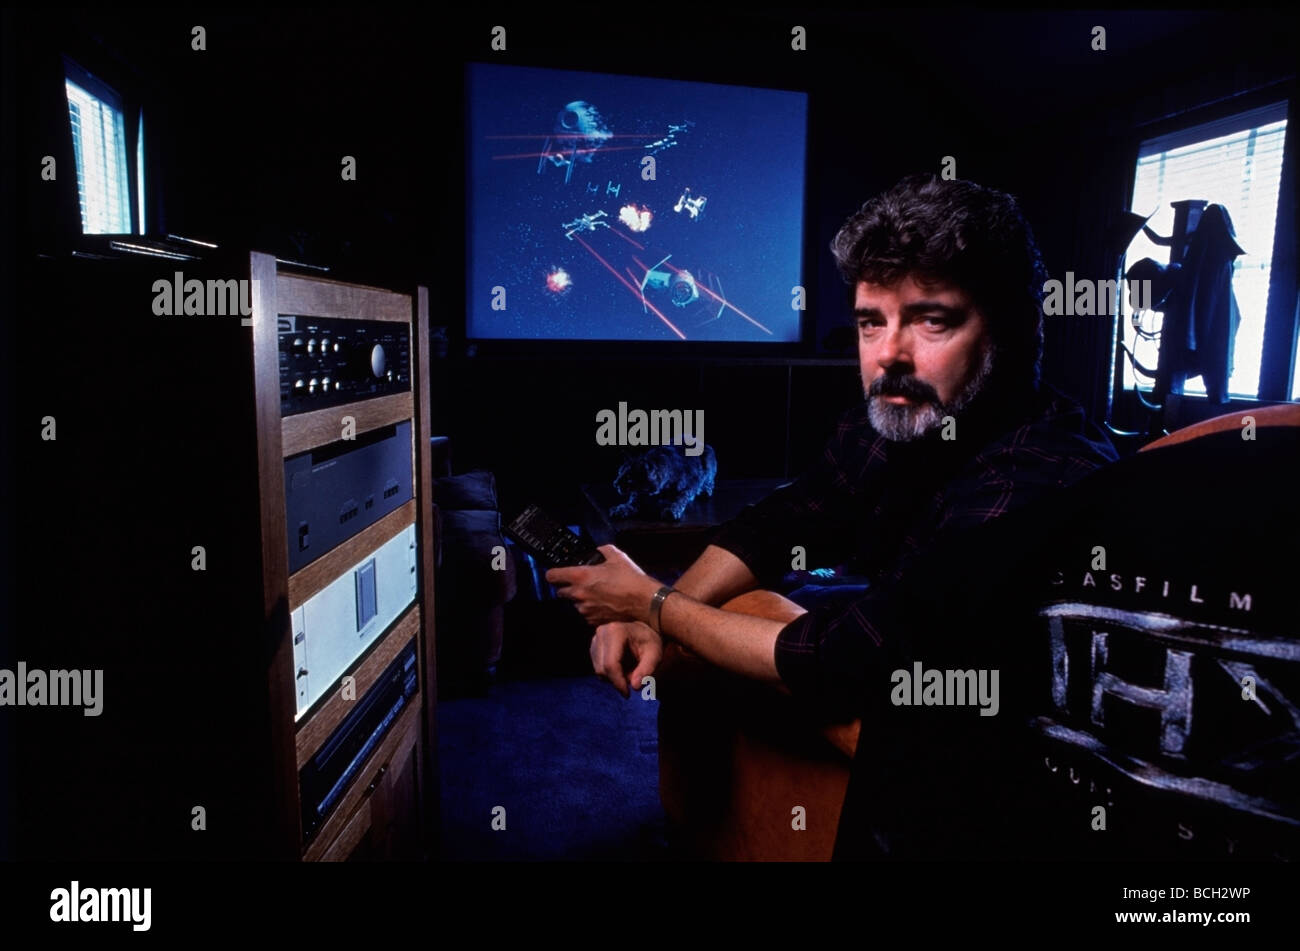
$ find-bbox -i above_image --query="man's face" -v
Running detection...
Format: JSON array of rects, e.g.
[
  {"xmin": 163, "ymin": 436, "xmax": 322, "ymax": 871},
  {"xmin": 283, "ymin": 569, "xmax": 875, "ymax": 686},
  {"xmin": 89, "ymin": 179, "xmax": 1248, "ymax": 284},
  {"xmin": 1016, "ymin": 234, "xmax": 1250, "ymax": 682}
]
[{"xmin": 855, "ymin": 274, "xmax": 993, "ymax": 441}]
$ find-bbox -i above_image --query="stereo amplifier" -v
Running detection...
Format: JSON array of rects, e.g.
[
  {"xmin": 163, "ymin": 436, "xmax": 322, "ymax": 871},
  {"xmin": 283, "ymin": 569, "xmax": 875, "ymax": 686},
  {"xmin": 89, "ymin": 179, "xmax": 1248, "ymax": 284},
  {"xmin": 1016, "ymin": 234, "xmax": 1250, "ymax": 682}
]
[
  {"xmin": 278, "ymin": 315, "xmax": 410, "ymax": 416},
  {"xmin": 284, "ymin": 421, "xmax": 413, "ymax": 573}
]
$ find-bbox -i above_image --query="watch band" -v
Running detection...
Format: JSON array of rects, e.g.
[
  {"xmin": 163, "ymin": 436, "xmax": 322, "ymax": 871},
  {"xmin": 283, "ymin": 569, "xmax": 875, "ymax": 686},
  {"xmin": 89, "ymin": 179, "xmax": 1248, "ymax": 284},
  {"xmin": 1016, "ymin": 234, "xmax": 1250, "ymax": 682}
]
[{"xmin": 648, "ymin": 585, "xmax": 678, "ymax": 635}]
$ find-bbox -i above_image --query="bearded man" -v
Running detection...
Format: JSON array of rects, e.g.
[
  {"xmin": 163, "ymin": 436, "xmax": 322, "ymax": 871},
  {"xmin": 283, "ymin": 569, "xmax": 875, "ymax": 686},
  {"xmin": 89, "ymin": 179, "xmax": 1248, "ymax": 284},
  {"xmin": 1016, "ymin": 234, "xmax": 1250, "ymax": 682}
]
[{"xmin": 549, "ymin": 175, "xmax": 1116, "ymax": 724}]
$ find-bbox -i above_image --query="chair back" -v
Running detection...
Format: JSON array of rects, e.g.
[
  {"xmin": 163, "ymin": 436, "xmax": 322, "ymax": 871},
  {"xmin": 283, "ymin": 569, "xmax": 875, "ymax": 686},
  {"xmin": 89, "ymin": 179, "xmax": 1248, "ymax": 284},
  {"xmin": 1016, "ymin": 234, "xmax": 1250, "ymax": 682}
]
[{"xmin": 1015, "ymin": 416, "xmax": 1300, "ymax": 859}]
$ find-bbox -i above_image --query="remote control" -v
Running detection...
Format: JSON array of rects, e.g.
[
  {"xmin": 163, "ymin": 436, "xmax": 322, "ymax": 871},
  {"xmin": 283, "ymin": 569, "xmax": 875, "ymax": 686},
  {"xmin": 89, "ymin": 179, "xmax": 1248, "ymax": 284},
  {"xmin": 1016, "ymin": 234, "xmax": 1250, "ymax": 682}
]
[{"xmin": 504, "ymin": 504, "xmax": 606, "ymax": 569}]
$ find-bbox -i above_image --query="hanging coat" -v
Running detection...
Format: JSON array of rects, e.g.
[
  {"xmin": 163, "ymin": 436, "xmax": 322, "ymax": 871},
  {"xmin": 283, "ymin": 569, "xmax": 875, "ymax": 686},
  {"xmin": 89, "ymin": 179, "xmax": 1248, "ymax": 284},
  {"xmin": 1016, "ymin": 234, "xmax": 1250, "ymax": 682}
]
[{"xmin": 1171, "ymin": 203, "xmax": 1245, "ymax": 403}]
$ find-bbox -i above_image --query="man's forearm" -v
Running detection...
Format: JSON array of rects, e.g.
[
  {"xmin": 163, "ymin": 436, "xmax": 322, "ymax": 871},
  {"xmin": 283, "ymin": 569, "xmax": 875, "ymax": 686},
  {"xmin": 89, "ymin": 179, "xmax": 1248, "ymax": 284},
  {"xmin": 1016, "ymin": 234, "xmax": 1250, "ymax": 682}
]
[
  {"xmin": 655, "ymin": 589, "xmax": 783, "ymax": 683},
  {"xmin": 670, "ymin": 544, "xmax": 760, "ymax": 606}
]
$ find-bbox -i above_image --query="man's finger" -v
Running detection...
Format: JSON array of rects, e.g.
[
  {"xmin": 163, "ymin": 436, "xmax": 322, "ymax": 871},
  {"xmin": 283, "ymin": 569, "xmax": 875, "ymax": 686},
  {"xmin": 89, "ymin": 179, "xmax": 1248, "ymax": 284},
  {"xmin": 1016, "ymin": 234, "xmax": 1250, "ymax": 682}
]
[
  {"xmin": 591, "ymin": 637, "xmax": 611, "ymax": 680},
  {"xmin": 605, "ymin": 651, "xmax": 629, "ymax": 697},
  {"xmin": 594, "ymin": 633, "xmax": 629, "ymax": 698},
  {"xmin": 628, "ymin": 657, "xmax": 657, "ymax": 695}
]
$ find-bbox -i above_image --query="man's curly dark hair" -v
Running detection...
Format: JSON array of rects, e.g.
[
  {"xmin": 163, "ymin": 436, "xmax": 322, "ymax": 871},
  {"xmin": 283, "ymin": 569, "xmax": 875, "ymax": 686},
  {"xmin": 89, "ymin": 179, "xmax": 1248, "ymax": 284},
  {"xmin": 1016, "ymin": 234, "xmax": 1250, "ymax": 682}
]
[{"xmin": 830, "ymin": 174, "xmax": 1047, "ymax": 389}]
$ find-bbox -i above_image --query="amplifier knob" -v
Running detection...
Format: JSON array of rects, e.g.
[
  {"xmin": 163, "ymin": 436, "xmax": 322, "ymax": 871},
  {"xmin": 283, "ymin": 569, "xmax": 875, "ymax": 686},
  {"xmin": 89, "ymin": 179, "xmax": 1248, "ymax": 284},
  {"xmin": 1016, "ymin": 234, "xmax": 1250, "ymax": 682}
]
[
  {"xmin": 307, "ymin": 338, "xmax": 317, "ymax": 354},
  {"xmin": 308, "ymin": 378, "xmax": 318, "ymax": 393},
  {"xmin": 322, "ymin": 377, "xmax": 331, "ymax": 390},
  {"xmin": 370, "ymin": 344, "xmax": 386, "ymax": 378}
]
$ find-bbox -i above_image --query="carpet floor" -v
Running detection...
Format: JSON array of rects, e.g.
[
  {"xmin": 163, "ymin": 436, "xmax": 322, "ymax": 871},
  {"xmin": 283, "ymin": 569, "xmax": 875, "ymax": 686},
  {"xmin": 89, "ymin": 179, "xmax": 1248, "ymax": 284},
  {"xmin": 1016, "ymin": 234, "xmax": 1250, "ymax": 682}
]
[{"xmin": 437, "ymin": 674, "xmax": 668, "ymax": 861}]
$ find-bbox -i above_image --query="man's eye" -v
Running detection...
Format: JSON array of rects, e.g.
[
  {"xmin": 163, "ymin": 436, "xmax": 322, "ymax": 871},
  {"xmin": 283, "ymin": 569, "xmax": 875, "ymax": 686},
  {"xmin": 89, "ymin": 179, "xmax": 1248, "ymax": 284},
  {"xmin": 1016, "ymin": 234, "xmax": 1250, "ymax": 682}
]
[
  {"xmin": 858, "ymin": 320, "xmax": 882, "ymax": 332},
  {"xmin": 923, "ymin": 317, "xmax": 951, "ymax": 329}
]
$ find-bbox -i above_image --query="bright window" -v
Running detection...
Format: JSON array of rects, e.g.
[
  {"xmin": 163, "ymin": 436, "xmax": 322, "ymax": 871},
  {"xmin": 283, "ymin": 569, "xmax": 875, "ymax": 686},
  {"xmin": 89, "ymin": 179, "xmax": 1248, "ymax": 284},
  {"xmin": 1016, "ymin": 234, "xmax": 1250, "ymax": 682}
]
[
  {"xmin": 65, "ymin": 69, "xmax": 132, "ymax": 234},
  {"xmin": 1120, "ymin": 102, "xmax": 1287, "ymax": 399}
]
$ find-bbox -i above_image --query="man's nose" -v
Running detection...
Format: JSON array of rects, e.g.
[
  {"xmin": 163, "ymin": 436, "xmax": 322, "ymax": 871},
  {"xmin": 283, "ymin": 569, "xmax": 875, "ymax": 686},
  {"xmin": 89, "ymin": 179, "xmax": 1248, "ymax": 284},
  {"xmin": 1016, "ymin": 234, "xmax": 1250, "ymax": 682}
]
[{"xmin": 875, "ymin": 324, "xmax": 912, "ymax": 367}]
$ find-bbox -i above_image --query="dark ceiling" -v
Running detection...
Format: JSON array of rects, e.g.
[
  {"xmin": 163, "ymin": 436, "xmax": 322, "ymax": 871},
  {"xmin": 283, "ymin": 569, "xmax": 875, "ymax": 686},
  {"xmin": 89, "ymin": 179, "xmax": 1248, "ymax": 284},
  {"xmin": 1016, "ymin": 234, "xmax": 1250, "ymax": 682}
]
[{"xmin": 50, "ymin": 8, "xmax": 1245, "ymax": 105}]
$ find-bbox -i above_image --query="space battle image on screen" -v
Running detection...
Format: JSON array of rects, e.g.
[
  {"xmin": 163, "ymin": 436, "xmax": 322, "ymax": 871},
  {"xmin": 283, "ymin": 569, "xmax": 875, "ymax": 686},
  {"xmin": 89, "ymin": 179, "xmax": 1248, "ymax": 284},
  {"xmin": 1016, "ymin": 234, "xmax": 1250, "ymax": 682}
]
[{"xmin": 467, "ymin": 63, "xmax": 808, "ymax": 343}]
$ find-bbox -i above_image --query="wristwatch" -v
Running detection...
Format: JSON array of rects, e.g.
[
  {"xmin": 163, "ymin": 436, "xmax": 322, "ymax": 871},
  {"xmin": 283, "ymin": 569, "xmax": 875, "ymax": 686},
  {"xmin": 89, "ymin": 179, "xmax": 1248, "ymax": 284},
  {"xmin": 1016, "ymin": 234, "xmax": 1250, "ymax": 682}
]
[{"xmin": 648, "ymin": 585, "xmax": 678, "ymax": 636}]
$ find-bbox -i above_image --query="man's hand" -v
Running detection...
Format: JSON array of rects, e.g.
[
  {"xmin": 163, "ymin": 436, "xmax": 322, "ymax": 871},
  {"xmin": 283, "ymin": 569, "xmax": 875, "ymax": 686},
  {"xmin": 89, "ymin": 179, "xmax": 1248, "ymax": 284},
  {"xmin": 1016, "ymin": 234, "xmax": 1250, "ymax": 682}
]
[
  {"xmin": 590, "ymin": 620, "xmax": 663, "ymax": 699},
  {"xmin": 546, "ymin": 545, "xmax": 662, "ymax": 627}
]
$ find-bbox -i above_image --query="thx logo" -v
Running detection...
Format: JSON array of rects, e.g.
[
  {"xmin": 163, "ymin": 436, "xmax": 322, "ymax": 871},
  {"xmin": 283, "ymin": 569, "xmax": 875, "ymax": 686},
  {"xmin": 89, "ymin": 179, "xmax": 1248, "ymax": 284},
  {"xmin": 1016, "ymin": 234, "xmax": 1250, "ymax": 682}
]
[{"xmin": 50, "ymin": 881, "xmax": 151, "ymax": 932}]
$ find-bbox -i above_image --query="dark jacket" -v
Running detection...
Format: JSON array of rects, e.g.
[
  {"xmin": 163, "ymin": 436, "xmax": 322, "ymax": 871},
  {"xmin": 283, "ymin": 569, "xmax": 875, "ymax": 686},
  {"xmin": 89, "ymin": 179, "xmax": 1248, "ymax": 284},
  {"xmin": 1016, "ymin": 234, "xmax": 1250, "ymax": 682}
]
[{"xmin": 1170, "ymin": 203, "xmax": 1245, "ymax": 403}]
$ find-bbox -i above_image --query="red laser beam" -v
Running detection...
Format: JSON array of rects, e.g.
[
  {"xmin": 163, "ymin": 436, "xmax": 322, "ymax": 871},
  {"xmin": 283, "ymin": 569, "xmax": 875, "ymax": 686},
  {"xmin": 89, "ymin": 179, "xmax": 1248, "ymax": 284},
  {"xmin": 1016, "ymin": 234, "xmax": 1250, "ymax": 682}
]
[
  {"xmin": 572, "ymin": 235, "xmax": 686, "ymax": 340},
  {"xmin": 608, "ymin": 227, "xmax": 645, "ymax": 251}
]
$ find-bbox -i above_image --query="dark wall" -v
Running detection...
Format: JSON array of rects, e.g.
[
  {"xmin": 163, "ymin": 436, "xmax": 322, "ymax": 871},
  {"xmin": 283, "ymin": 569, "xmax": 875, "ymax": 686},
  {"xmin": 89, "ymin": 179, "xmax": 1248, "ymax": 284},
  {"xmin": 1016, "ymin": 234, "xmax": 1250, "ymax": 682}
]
[
  {"xmin": 9, "ymin": 8, "xmax": 1298, "ymax": 511},
  {"xmin": 431, "ymin": 355, "xmax": 865, "ymax": 517}
]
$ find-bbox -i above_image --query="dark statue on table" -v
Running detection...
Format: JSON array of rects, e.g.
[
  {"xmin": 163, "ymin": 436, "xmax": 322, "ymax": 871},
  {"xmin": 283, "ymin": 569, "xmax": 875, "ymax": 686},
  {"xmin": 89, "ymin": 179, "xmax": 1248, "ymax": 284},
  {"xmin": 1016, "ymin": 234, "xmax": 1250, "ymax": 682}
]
[{"xmin": 610, "ymin": 445, "xmax": 717, "ymax": 521}]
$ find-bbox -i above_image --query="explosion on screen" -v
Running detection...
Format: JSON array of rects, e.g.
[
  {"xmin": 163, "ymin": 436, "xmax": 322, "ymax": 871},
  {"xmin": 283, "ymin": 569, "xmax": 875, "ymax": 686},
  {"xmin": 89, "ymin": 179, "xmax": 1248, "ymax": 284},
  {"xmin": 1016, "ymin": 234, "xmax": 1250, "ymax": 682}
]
[
  {"xmin": 545, "ymin": 267, "xmax": 573, "ymax": 295},
  {"xmin": 618, "ymin": 204, "xmax": 653, "ymax": 233}
]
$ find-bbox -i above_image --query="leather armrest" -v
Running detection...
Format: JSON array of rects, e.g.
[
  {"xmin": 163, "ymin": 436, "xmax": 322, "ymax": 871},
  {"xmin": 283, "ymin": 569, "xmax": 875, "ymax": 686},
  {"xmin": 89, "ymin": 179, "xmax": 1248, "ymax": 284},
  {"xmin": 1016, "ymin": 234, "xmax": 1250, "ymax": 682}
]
[
  {"xmin": 822, "ymin": 719, "xmax": 861, "ymax": 760},
  {"xmin": 656, "ymin": 589, "xmax": 861, "ymax": 860}
]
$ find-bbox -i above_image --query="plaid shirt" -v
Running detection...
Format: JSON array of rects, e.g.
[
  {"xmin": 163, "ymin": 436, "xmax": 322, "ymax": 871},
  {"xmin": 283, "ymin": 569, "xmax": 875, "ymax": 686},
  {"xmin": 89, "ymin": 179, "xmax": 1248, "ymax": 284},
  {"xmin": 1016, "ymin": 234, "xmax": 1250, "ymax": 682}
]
[{"xmin": 708, "ymin": 384, "xmax": 1118, "ymax": 717}]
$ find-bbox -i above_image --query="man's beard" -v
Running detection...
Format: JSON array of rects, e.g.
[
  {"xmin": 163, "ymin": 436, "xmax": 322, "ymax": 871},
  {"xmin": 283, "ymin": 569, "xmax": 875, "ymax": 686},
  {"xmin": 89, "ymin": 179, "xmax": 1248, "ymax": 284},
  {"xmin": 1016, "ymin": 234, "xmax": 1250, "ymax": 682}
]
[{"xmin": 865, "ymin": 345, "xmax": 996, "ymax": 442}]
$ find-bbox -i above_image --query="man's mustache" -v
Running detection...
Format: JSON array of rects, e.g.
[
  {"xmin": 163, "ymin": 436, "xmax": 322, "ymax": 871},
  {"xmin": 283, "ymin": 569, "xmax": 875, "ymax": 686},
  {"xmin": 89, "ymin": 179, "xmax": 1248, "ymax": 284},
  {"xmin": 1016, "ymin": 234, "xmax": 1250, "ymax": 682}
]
[{"xmin": 868, "ymin": 373, "xmax": 941, "ymax": 405}]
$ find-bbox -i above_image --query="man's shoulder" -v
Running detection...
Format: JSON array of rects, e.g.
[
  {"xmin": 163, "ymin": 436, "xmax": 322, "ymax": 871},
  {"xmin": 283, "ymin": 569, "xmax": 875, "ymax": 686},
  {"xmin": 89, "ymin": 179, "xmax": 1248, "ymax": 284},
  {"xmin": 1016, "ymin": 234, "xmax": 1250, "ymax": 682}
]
[{"xmin": 970, "ymin": 385, "xmax": 1119, "ymax": 487}]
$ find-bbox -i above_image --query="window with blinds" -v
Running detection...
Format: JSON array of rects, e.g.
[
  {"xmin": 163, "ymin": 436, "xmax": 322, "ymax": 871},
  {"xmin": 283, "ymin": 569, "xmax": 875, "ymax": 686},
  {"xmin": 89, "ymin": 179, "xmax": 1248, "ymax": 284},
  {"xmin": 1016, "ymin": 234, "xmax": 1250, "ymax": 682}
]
[
  {"xmin": 1119, "ymin": 102, "xmax": 1288, "ymax": 399},
  {"xmin": 65, "ymin": 66, "xmax": 133, "ymax": 235}
]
